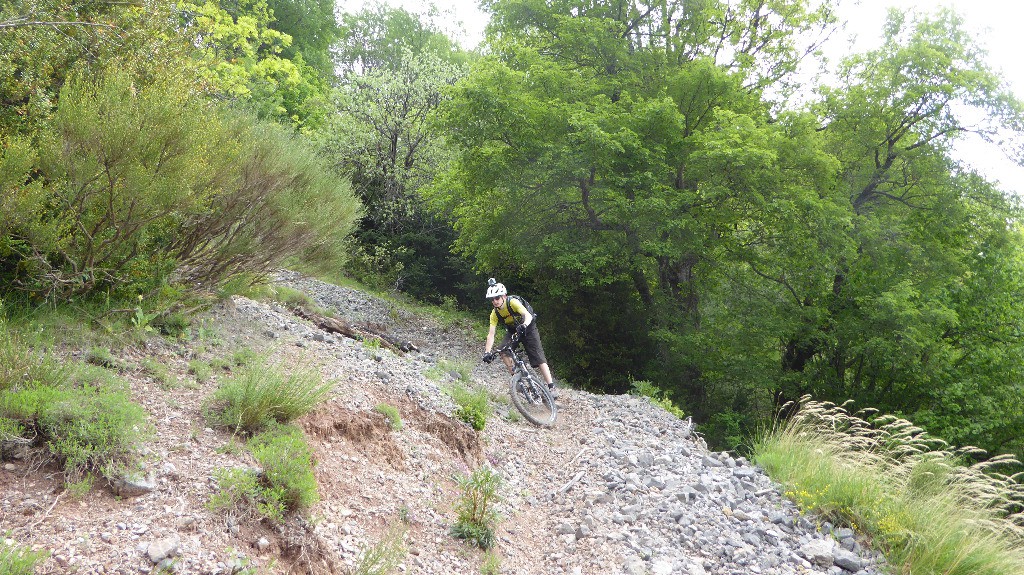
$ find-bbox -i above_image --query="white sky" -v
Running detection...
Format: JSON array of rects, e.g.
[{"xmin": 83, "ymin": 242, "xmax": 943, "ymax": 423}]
[{"xmin": 339, "ymin": 0, "xmax": 1024, "ymax": 194}]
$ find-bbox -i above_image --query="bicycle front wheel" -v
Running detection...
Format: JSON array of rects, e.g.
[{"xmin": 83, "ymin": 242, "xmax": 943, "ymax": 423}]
[{"xmin": 509, "ymin": 372, "xmax": 557, "ymax": 426}]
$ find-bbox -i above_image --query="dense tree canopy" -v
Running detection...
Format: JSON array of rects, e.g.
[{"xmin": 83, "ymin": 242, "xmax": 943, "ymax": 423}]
[{"xmin": 426, "ymin": 0, "xmax": 1024, "ymax": 456}]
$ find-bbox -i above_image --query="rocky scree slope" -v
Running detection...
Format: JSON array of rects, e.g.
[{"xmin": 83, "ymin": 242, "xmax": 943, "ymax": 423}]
[{"xmin": 0, "ymin": 271, "xmax": 889, "ymax": 575}]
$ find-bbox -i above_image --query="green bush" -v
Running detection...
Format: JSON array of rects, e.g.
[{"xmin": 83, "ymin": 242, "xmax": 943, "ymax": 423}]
[
  {"xmin": 208, "ymin": 425, "xmax": 319, "ymax": 522},
  {"xmin": 209, "ymin": 360, "xmax": 333, "ymax": 434},
  {"xmin": 374, "ymin": 404, "xmax": 403, "ymax": 431},
  {"xmin": 37, "ymin": 388, "xmax": 152, "ymax": 481},
  {"xmin": 1, "ymin": 384, "xmax": 151, "ymax": 481},
  {"xmin": 1, "ymin": 68, "xmax": 362, "ymax": 301},
  {"xmin": 446, "ymin": 382, "xmax": 492, "ymax": 432},
  {"xmin": 629, "ymin": 378, "xmax": 686, "ymax": 420},
  {"xmin": 248, "ymin": 425, "xmax": 319, "ymax": 512},
  {"xmin": 0, "ymin": 538, "xmax": 49, "ymax": 575},
  {"xmin": 451, "ymin": 465, "xmax": 502, "ymax": 550}
]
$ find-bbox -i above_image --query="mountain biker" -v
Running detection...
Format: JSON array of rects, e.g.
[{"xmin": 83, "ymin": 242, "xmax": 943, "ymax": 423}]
[{"xmin": 481, "ymin": 278, "xmax": 558, "ymax": 397}]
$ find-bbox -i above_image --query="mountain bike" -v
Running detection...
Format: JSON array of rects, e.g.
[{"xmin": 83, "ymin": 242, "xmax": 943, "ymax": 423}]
[{"xmin": 486, "ymin": 332, "xmax": 557, "ymax": 426}]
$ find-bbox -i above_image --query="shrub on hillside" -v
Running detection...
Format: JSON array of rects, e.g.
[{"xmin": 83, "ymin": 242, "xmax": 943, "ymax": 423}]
[
  {"xmin": 248, "ymin": 425, "xmax": 319, "ymax": 512},
  {"xmin": 208, "ymin": 360, "xmax": 333, "ymax": 434},
  {"xmin": 208, "ymin": 425, "xmax": 319, "ymax": 522},
  {"xmin": 450, "ymin": 465, "xmax": 502, "ymax": 550},
  {"xmin": 445, "ymin": 382, "xmax": 491, "ymax": 431},
  {"xmin": 1, "ymin": 383, "xmax": 151, "ymax": 482},
  {"xmin": 0, "ymin": 69, "xmax": 361, "ymax": 302}
]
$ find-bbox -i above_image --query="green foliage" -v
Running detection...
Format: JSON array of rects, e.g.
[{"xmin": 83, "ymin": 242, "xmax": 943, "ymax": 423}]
[
  {"xmin": 703, "ymin": 411, "xmax": 745, "ymax": 453},
  {"xmin": 480, "ymin": 552, "xmax": 501, "ymax": 575},
  {"xmin": 629, "ymin": 378, "xmax": 686, "ymax": 420},
  {"xmin": 208, "ymin": 360, "xmax": 333, "ymax": 434},
  {"xmin": 754, "ymin": 398, "xmax": 1024, "ymax": 575},
  {"xmin": 1, "ymin": 381, "xmax": 152, "ymax": 482},
  {"xmin": 0, "ymin": 538, "xmax": 49, "ymax": 575},
  {"xmin": 188, "ymin": 360, "xmax": 213, "ymax": 384},
  {"xmin": 451, "ymin": 465, "xmax": 502, "ymax": 550},
  {"xmin": 178, "ymin": 0, "xmax": 330, "ymax": 126},
  {"xmin": 374, "ymin": 404, "xmax": 403, "ymax": 431},
  {"xmin": 350, "ymin": 523, "xmax": 408, "ymax": 575},
  {"xmin": 318, "ymin": 4, "xmax": 476, "ymax": 305},
  {"xmin": 208, "ymin": 467, "xmax": 285, "ymax": 523},
  {"xmin": 446, "ymin": 382, "xmax": 491, "ymax": 431},
  {"xmin": 209, "ymin": 425, "xmax": 319, "ymax": 522},
  {"xmin": 248, "ymin": 425, "xmax": 319, "ymax": 512}
]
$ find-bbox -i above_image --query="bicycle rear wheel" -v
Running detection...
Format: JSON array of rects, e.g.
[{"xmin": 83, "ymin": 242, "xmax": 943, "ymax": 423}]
[{"xmin": 509, "ymin": 372, "xmax": 557, "ymax": 426}]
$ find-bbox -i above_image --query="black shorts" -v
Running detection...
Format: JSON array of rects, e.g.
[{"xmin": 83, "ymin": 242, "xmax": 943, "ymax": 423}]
[{"xmin": 498, "ymin": 324, "xmax": 547, "ymax": 368}]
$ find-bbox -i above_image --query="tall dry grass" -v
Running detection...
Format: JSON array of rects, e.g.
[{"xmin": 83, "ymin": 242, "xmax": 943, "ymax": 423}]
[{"xmin": 754, "ymin": 396, "xmax": 1024, "ymax": 575}]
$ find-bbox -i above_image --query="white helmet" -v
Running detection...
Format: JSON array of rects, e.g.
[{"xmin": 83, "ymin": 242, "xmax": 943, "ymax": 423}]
[{"xmin": 485, "ymin": 278, "xmax": 507, "ymax": 299}]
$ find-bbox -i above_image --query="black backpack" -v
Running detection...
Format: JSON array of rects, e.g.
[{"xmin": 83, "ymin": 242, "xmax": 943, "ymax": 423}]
[{"xmin": 499, "ymin": 294, "xmax": 537, "ymax": 325}]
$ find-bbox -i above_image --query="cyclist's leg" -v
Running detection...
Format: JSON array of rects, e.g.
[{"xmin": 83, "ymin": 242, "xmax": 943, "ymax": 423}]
[
  {"xmin": 537, "ymin": 363, "xmax": 554, "ymax": 385},
  {"xmin": 521, "ymin": 327, "xmax": 553, "ymax": 384},
  {"xmin": 496, "ymin": 331, "xmax": 514, "ymax": 375}
]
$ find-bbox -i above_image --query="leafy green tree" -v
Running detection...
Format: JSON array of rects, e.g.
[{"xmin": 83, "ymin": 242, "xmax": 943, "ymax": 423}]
[
  {"xmin": 769, "ymin": 9, "xmax": 1024, "ymax": 456},
  {"xmin": 178, "ymin": 0, "xmax": 329, "ymax": 127},
  {"xmin": 265, "ymin": 0, "xmax": 340, "ymax": 77},
  {"xmin": 319, "ymin": 5, "xmax": 475, "ymax": 302},
  {"xmin": 428, "ymin": 0, "xmax": 842, "ymax": 419}
]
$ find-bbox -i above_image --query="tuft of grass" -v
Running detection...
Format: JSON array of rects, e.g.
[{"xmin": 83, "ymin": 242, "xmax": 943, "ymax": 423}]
[
  {"xmin": 269, "ymin": 285, "xmax": 315, "ymax": 309},
  {"xmin": 0, "ymin": 327, "xmax": 72, "ymax": 392},
  {"xmin": 374, "ymin": 404, "xmax": 403, "ymax": 431},
  {"xmin": 0, "ymin": 538, "xmax": 50, "ymax": 575},
  {"xmin": 480, "ymin": 551, "xmax": 501, "ymax": 575},
  {"xmin": 140, "ymin": 358, "xmax": 178, "ymax": 389},
  {"xmin": 84, "ymin": 347, "xmax": 117, "ymax": 369},
  {"xmin": 753, "ymin": 396, "xmax": 1024, "ymax": 575},
  {"xmin": 208, "ymin": 467, "xmax": 283, "ymax": 523},
  {"xmin": 445, "ymin": 382, "xmax": 492, "ymax": 432},
  {"xmin": 426, "ymin": 359, "xmax": 473, "ymax": 384},
  {"xmin": 350, "ymin": 523, "xmax": 407, "ymax": 575},
  {"xmin": 155, "ymin": 312, "xmax": 190, "ymax": 339},
  {"xmin": 188, "ymin": 360, "xmax": 212, "ymax": 383},
  {"xmin": 450, "ymin": 465, "xmax": 502, "ymax": 550},
  {"xmin": 208, "ymin": 360, "xmax": 333, "ymax": 434},
  {"xmin": 66, "ymin": 472, "xmax": 96, "ymax": 499},
  {"xmin": 231, "ymin": 347, "xmax": 259, "ymax": 367}
]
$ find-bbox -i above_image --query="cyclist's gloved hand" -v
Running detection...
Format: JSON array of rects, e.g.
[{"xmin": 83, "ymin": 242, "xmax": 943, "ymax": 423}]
[
  {"xmin": 482, "ymin": 352, "xmax": 495, "ymax": 364},
  {"xmin": 515, "ymin": 324, "xmax": 526, "ymax": 338}
]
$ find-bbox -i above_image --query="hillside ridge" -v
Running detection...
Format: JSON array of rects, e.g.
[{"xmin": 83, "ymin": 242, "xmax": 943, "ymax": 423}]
[{"xmin": 1, "ymin": 272, "xmax": 887, "ymax": 575}]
